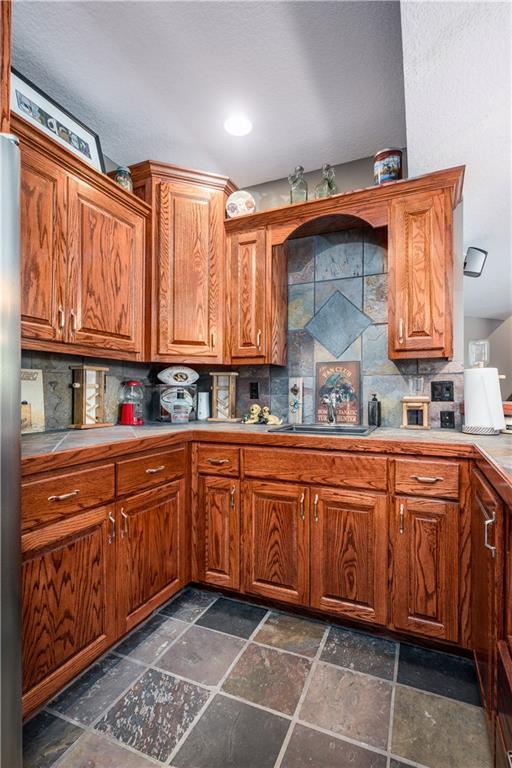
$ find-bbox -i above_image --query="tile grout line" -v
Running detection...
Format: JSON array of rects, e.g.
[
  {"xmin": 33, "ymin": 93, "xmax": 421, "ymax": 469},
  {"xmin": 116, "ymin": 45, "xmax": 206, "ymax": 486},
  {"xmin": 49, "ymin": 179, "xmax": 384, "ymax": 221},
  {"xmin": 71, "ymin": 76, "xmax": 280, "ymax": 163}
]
[
  {"xmin": 386, "ymin": 641, "xmax": 400, "ymax": 760},
  {"xmin": 49, "ymin": 590, "xmax": 221, "ymax": 768},
  {"xmin": 293, "ymin": 718, "xmax": 389, "ymax": 759},
  {"xmin": 272, "ymin": 622, "xmax": 331, "ymax": 768},
  {"xmin": 165, "ymin": 607, "xmax": 273, "ymax": 766}
]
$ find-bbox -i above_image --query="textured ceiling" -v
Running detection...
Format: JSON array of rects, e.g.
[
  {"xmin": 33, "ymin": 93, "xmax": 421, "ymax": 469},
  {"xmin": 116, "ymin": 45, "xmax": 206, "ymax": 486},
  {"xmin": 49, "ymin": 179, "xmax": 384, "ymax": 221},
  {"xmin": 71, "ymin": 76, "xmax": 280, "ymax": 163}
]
[
  {"xmin": 400, "ymin": 1, "xmax": 512, "ymax": 320},
  {"xmin": 12, "ymin": 0, "xmax": 406, "ymax": 187}
]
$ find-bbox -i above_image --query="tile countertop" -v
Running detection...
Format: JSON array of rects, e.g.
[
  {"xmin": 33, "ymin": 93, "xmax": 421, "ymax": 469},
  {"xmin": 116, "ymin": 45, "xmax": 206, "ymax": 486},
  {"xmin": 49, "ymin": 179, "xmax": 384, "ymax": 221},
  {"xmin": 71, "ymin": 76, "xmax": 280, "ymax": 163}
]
[{"xmin": 21, "ymin": 422, "xmax": 512, "ymax": 488}]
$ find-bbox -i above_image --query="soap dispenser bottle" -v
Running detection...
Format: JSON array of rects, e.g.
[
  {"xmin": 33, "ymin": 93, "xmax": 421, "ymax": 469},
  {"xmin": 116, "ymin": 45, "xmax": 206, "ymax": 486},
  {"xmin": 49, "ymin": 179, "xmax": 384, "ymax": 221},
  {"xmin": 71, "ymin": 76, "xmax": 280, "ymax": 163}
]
[{"xmin": 368, "ymin": 394, "xmax": 381, "ymax": 427}]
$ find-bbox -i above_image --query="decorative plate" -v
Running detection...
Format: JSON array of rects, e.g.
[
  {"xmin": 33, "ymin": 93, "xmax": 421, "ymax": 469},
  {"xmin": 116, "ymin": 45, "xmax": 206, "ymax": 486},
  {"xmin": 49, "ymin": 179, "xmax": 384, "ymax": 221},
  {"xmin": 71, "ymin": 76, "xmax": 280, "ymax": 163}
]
[
  {"xmin": 157, "ymin": 366, "xmax": 199, "ymax": 386},
  {"xmin": 225, "ymin": 190, "xmax": 256, "ymax": 218}
]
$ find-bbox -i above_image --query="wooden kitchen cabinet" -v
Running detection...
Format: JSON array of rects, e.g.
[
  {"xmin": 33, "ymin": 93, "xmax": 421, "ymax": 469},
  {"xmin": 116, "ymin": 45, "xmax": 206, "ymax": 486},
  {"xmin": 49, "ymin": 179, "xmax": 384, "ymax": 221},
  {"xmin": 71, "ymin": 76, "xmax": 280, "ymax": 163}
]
[
  {"xmin": 21, "ymin": 504, "xmax": 116, "ymax": 717},
  {"xmin": 229, "ymin": 232, "xmax": 287, "ymax": 365},
  {"xmin": 130, "ymin": 161, "xmax": 234, "ymax": 363},
  {"xmin": 195, "ymin": 475, "xmax": 240, "ymax": 589},
  {"xmin": 388, "ymin": 189, "xmax": 453, "ymax": 360},
  {"xmin": 65, "ymin": 176, "xmax": 145, "ymax": 356},
  {"xmin": 242, "ymin": 480, "xmax": 309, "ymax": 605},
  {"xmin": 117, "ymin": 480, "xmax": 185, "ymax": 635},
  {"xmin": 16, "ymin": 115, "xmax": 149, "ymax": 360},
  {"xmin": 310, "ymin": 488, "xmax": 388, "ymax": 625},
  {"xmin": 20, "ymin": 144, "xmax": 67, "ymax": 343},
  {"xmin": 471, "ymin": 468, "xmax": 504, "ymax": 721},
  {"xmin": 391, "ymin": 495, "xmax": 459, "ymax": 641}
]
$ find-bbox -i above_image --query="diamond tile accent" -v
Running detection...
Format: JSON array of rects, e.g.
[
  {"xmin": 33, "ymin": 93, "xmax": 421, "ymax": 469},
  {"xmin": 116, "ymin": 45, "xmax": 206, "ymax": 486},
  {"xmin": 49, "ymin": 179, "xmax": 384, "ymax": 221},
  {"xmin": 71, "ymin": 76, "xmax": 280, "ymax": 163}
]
[{"xmin": 305, "ymin": 290, "xmax": 372, "ymax": 359}]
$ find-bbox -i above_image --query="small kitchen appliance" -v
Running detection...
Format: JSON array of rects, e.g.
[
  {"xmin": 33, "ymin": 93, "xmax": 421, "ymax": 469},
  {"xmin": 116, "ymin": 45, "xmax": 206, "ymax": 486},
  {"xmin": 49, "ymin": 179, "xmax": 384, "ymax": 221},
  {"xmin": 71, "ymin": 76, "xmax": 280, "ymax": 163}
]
[
  {"xmin": 463, "ymin": 340, "xmax": 505, "ymax": 435},
  {"xmin": 153, "ymin": 366, "xmax": 198, "ymax": 422},
  {"xmin": 120, "ymin": 380, "xmax": 145, "ymax": 425}
]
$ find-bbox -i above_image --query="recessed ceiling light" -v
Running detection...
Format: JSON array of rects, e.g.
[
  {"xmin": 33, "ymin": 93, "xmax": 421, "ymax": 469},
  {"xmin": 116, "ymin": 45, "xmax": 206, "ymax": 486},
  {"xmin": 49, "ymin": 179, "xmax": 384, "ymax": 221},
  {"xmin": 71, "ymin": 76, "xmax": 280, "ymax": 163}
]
[{"xmin": 224, "ymin": 114, "xmax": 252, "ymax": 136}]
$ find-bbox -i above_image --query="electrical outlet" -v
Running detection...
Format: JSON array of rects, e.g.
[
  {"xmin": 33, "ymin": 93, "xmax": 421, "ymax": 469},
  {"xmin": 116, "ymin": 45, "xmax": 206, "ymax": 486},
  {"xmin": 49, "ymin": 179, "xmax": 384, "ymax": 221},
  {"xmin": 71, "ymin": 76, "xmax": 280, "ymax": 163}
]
[
  {"xmin": 440, "ymin": 410, "xmax": 455, "ymax": 429},
  {"xmin": 249, "ymin": 382, "xmax": 259, "ymax": 399},
  {"xmin": 431, "ymin": 380, "xmax": 454, "ymax": 402}
]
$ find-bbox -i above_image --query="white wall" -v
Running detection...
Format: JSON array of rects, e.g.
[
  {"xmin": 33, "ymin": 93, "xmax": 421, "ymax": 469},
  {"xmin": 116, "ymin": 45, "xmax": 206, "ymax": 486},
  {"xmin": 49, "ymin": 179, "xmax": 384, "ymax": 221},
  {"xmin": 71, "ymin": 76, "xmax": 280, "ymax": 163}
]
[
  {"xmin": 400, "ymin": 1, "xmax": 512, "ymax": 321},
  {"xmin": 488, "ymin": 317, "xmax": 512, "ymax": 400}
]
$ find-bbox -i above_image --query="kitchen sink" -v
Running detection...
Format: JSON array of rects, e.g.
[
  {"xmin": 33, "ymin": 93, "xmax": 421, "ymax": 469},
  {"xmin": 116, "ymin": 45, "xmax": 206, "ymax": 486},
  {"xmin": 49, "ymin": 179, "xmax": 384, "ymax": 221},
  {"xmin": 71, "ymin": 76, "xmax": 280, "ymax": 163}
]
[{"xmin": 270, "ymin": 424, "xmax": 377, "ymax": 436}]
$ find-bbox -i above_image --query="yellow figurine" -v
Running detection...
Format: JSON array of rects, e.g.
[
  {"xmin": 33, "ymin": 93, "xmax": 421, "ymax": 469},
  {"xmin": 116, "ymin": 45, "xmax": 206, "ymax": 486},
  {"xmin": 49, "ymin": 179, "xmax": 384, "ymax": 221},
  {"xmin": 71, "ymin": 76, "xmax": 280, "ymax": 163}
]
[
  {"xmin": 243, "ymin": 404, "xmax": 262, "ymax": 424},
  {"xmin": 261, "ymin": 406, "xmax": 283, "ymax": 426}
]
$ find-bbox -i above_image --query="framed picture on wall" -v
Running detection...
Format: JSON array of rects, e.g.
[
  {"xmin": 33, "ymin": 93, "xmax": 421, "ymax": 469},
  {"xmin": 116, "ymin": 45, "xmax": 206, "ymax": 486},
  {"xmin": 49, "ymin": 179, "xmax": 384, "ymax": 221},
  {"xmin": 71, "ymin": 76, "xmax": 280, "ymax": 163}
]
[
  {"xmin": 10, "ymin": 68, "xmax": 105, "ymax": 172},
  {"xmin": 315, "ymin": 361, "xmax": 361, "ymax": 425}
]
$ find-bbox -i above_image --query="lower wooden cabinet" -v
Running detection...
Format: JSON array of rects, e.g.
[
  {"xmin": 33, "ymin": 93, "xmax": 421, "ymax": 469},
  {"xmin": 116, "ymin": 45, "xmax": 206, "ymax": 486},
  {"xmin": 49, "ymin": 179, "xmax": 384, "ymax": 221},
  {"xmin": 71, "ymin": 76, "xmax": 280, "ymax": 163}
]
[
  {"xmin": 310, "ymin": 488, "xmax": 388, "ymax": 625},
  {"xmin": 391, "ymin": 495, "xmax": 459, "ymax": 642},
  {"xmin": 21, "ymin": 505, "xmax": 116, "ymax": 717},
  {"xmin": 117, "ymin": 480, "xmax": 185, "ymax": 635},
  {"xmin": 195, "ymin": 475, "xmax": 240, "ymax": 589},
  {"xmin": 471, "ymin": 469, "xmax": 503, "ymax": 720},
  {"xmin": 242, "ymin": 480, "xmax": 310, "ymax": 605}
]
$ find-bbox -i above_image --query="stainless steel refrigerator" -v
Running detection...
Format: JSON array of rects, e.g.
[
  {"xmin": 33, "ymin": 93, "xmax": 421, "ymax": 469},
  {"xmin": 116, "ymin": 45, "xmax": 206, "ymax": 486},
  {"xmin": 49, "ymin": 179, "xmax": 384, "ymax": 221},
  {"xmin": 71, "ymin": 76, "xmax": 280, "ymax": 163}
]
[{"xmin": 0, "ymin": 131, "xmax": 23, "ymax": 766}]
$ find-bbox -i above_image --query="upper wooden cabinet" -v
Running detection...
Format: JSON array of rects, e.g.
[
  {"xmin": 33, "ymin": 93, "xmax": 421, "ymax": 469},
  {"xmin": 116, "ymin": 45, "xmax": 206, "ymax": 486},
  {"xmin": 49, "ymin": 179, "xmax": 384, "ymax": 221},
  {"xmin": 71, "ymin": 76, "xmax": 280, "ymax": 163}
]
[
  {"xmin": 229, "ymin": 232, "xmax": 287, "ymax": 364},
  {"xmin": 131, "ymin": 161, "xmax": 235, "ymax": 363},
  {"xmin": 388, "ymin": 189, "xmax": 452, "ymax": 359},
  {"xmin": 17, "ymin": 115, "xmax": 149, "ymax": 360},
  {"xmin": 226, "ymin": 166, "xmax": 464, "ymax": 362}
]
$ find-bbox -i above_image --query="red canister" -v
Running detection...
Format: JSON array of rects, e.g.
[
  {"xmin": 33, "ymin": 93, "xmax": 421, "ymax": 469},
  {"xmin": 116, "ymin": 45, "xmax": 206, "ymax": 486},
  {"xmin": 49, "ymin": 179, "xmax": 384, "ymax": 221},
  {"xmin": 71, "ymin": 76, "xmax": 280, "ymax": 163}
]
[{"xmin": 374, "ymin": 148, "xmax": 403, "ymax": 184}]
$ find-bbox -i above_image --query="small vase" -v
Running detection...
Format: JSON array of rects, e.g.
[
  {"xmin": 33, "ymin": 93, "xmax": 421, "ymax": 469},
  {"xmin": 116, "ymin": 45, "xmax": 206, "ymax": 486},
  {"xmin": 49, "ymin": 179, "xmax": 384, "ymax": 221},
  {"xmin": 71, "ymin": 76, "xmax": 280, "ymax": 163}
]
[
  {"xmin": 315, "ymin": 163, "xmax": 337, "ymax": 199},
  {"xmin": 288, "ymin": 165, "xmax": 308, "ymax": 204}
]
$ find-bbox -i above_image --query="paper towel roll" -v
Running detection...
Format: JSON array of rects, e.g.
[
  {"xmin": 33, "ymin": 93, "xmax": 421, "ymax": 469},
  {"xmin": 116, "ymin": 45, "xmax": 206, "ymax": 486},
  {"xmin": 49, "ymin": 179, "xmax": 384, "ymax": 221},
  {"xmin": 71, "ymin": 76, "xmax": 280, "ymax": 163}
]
[{"xmin": 463, "ymin": 367, "xmax": 505, "ymax": 434}]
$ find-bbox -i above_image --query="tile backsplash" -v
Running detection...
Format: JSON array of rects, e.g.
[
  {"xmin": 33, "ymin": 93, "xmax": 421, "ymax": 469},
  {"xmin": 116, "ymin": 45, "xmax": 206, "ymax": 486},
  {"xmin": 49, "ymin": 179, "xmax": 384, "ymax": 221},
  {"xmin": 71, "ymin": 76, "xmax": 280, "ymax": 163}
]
[{"xmin": 22, "ymin": 226, "xmax": 463, "ymax": 432}]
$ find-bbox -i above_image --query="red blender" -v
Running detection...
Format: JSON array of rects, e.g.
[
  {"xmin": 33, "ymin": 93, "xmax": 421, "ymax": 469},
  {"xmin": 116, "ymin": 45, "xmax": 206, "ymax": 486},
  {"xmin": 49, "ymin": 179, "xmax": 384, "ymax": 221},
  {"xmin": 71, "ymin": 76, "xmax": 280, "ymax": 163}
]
[{"xmin": 119, "ymin": 380, "xmax": 145, "ymax": 425}]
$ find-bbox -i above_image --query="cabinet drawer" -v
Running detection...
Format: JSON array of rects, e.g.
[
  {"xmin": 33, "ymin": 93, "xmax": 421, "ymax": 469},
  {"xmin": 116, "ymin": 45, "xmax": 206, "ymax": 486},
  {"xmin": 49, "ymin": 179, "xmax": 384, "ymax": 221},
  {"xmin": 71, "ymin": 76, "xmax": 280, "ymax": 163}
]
[
  {"xmin": 116, "ymin": 447, "xmax": 186, "ymax": 495},
  {"xmin": 196, "ymin": 444, "xmax": 240, "ymax": 476},
  {"xmin": 22, "ymin": 464, "xmax": 115, "ymax": 531},
  {"xmin": 243, "ymin": 448, "xmax": 387, "ymax": 492},
  {"xmin": 394, "ymin": 459, "xmax": 459, "ymax": 499}
]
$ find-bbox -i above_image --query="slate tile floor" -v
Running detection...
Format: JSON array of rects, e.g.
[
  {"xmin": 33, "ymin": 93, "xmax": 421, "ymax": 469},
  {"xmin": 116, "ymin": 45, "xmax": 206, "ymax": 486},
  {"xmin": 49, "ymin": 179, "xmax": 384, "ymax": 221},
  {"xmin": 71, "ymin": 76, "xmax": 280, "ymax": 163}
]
[{"xmin": 24, "ymin": 588, "xmax": 492, "ymax": 768}]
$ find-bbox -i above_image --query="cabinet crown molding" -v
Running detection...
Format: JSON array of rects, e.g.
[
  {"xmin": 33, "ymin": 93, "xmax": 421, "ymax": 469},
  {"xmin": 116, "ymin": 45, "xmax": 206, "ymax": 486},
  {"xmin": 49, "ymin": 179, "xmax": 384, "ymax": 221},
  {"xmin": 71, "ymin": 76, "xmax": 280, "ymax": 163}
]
[
  {"xmin": 224, "ymin": 165, "xmax": 465, "ymax": 236},
  {"xmin": 12, "ymin": 114, "xmax": 151, "ymax": 217},
  {"xmin": 130, "ymin": 159, "xmax": 237, "ymax": 195}
]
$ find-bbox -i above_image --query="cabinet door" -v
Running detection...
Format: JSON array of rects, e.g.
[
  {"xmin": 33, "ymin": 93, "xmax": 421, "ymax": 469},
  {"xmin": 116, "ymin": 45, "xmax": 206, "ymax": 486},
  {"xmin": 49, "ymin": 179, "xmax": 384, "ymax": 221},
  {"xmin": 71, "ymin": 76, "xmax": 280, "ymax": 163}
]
[
  {"xmin": 242, "ymin": 481, "xmax": 309, "ymax": 605},
  {"xmin": 310, "ymin": 488, "xmax": 388, "ymax": 625},
  {"xmin": 20, "ymin": 144, "xmax": 67, "ymax": 342},
  {"xmin": 391, "ymin": 496, "xmax": 459, "ymax": 641},
  {"xmin": 156, "ymin": 181, "xmax": 224, "ymax": 361},
  {"xmin": 196, "ymin": 476, "xmax": 240, "ymax": 589},
  {"xmin": 66, "ymin": 176, "xmax": 144, "ymax": 356},
  {"xmin": 388, "ymin": 189, "xmax": 452, "ymax": 359},
  {"xmin": 21, "ymin": 505, "xmax": 116, "ymax": 717},
  {"xmin": 230, "ymin": 230, "xmax": 266, "ymax": 361},
  {"xmin": 471, "ymin": 469, "xmax": 503, "ymax": 718},
  {"xmin": 118, "ymin": 480, "xmax": 185, "ymax": 634}
]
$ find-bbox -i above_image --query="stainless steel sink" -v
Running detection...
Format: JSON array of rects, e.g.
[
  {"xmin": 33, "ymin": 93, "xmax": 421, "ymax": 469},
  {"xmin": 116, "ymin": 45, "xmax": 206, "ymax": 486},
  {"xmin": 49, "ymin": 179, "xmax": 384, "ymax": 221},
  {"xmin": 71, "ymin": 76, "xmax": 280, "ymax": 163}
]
[{"xmin": 270, "ymin": 424, "xmax": 377, "ymax": 436}]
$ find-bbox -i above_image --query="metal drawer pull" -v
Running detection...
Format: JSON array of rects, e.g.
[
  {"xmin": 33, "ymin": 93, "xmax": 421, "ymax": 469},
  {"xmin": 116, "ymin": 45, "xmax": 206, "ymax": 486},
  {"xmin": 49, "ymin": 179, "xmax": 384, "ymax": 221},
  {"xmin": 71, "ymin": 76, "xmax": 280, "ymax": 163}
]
[
  {"xmin": 230, "ymin": 486, "xmax": 236, "ymax": 508},
  {"xmin": 121, "ymin": 509, "xmax": 129, "ymax": 538},
  {"xmin": 398, "ymin": 318, "xmax": 404, "ymax": 344},
  {"xmin": 256, "ymin": 329, "xmax": 262, "ymax": 349},
  {"xmin": 48, "ymin": 489, "xmax": 80, "ymax": 502},
  {"xmin": 70, "ymin": 308, "xmax": 78, "ymax": 332},
  {"xmin": 313, "ymin": 493, "xmax": 319, "ymax": 523},
  {"xmin": 299, "ymin": 492, "xmax": 305, "ymax": 521},
  {"xmin": 484, "ymin": 516, "xmax": 496, "ymax": 558},
  {"xmin": 410, "ymin": 475, "xmax": 444, "ymax": 484},
  {"xmin": 506, "ymin": 751, "xmax": 512, "ymax": 768},
  {"xmin": 399, "ymin": 503, "xmax": 405, "ymax": 534},
  {"xmin": 146, "ymin": 465, "xmax": 165, "ymax": 474},
  {"xmin": 58, "ymin": 306, "xmax": 65, "ymax": 328},
  {"xmin": 207, "ymin": 458, "xmax": 230, "ymax": 466},
  {"xmin": 108, "ymin": 512, "xmax": 116, "ymax": 544}
]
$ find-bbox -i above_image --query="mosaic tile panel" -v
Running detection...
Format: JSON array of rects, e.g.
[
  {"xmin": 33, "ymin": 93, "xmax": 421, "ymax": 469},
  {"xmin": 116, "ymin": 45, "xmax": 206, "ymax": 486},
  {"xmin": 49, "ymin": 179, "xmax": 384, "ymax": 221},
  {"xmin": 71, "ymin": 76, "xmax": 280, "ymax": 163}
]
[{"xmin": 305, "ymin": 291, "xmax": 372, "ymax": 359}]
